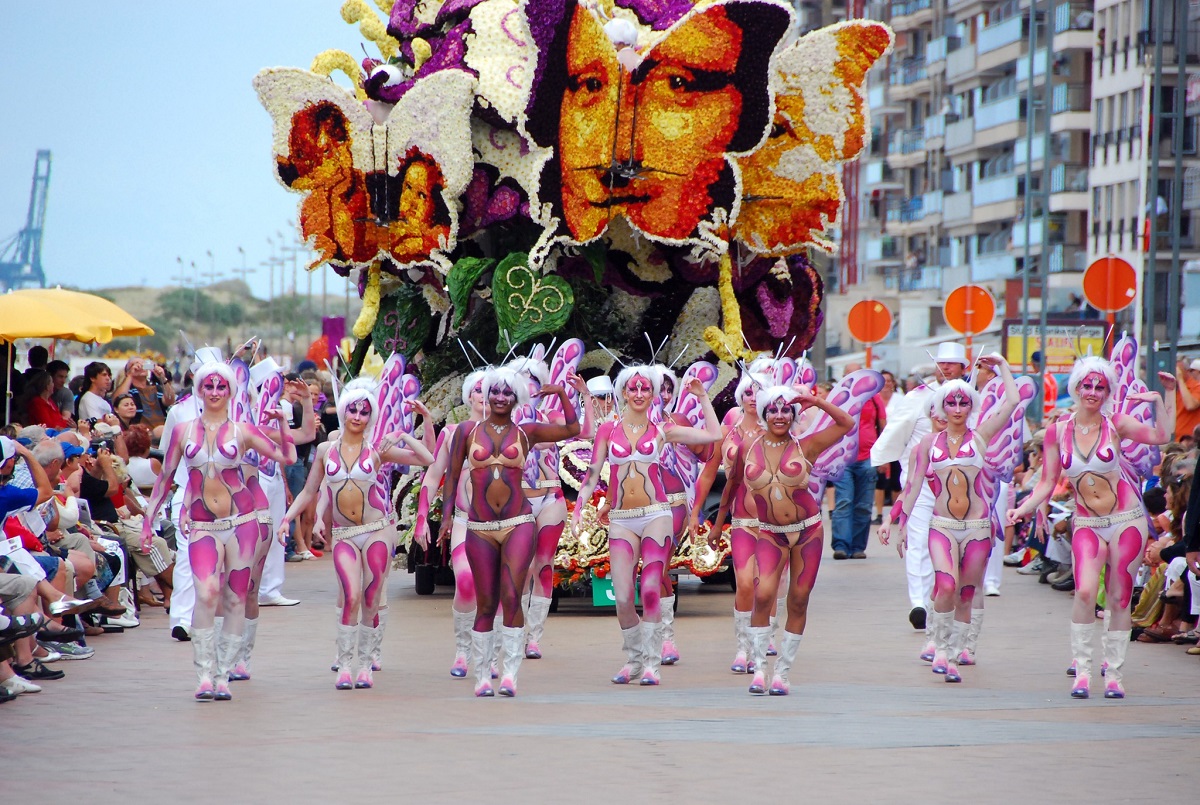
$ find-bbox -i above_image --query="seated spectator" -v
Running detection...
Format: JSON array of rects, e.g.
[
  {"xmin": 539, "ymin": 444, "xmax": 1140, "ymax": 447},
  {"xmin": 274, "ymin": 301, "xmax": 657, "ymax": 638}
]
[
  {"xmin": 45, "ymin": 359, "xmax": 74, "ymax": 423},
  {"xmin": 16, "ymin": 370, "xmax": 71, "ymax": 429},
  {"xmin": 123, "ymin": 425, "xmax": 160, "ymax": 496},
  {"xmin": 112, "ymin": 392, "xmax": 141, "ymax": 430},
  {"xmin": 75, "ymin": 361, "xmax": 114, "ymax": 422},
  {"xmin": 112, "ymin": 357, "xmax": 175, "ymax": 435}
]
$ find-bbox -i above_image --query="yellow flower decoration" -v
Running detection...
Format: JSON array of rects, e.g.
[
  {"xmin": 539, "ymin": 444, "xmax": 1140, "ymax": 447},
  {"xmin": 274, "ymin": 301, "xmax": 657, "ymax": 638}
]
[
  {"xmin": 353, "ymin": 265, "xmax": 383, "ymax": 339},
  {"xmin": 310, "ymin": 50, "xmax": 367, "ymax": 100},
  {"xmin": 340, "ymin": 0, "xmax": 399, "ymax": 61},
  {"xmin": 702, "ymin": 253, "xmax": 755, "ymax": 363}
]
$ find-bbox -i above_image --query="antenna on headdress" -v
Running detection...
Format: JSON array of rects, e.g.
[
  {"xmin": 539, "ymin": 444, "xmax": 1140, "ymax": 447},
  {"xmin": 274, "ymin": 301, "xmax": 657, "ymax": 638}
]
[
  {"xmin": 597, "ymin": 342, "xmax": 629, "ymax": 370},
  {"xmin": 644, "ymin": 333, "xmax": 669, "ymax": 364},
  {"xmin": 499, "ymin": 331, "xmax": 521, "ymax": 364},
  {"xmin": 328, "ymin": 353, "xmax": 342, "ymax": 406},
  {"xmin": 668, "ymin": 344, "xmax": 689, "ymax": 370},
  {"xmin": 179, "ymin": 330, "xmax": 196, "ymax": 359},
  {"xmin": 924, "ymin": 349, "xmax": 949, "ymax": 383},
  {"xmin": 457, "ymin": 339, "xmax": 481, "ymax": 370},
  {"xmin": 464, "ymin": 340, "xmax": 491, "ymax": 369}
]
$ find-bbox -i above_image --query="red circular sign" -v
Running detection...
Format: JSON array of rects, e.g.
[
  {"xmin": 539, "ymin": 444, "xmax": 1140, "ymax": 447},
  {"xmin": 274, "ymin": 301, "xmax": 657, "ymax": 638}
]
[
  {"xmin": 1083, "ymin": 256, "xmax": 1137, "ymax": 313},
  {"xmin": 847, "ymin": 299, "xmax": 893, "ymax": 344},
  {"xmin": 943, "ymin": 285, "xmax": 996, "ymax": 336}
]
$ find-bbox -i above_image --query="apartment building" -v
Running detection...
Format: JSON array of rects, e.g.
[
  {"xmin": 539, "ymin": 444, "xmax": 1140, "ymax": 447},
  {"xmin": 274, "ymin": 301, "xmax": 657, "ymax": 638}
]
[{"xmin": 833, "ymin": 0, "xmax": 1096, "ymax": 372}]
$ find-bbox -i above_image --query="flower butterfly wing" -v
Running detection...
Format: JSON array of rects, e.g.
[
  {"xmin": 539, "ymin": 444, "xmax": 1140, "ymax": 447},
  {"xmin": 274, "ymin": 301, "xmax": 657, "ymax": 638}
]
[
  {"xmin": 797, "ymin": 358, "xmax": 818, "ymax": 390},
  {"xmin": 772, "ymin": 357, "xmax": 798, "ymax": 389},
  {"xmin": 1108, "ymin": 334, "xmax": 1159, "ymax": 478},
  {"xmin": 370, "ymin": 353, "xmax": 408, "ymax": 454},
  {"xmin": 671, "ymin": 360, "xmax": 719, "ymax": 505},
  {"xmin": 254, "ymin": 371, "xmax": 286, "ymax": 476},
  {"xmin": 253, "ymin": 68, "xmax": 382, "ymax": 270},
  {"xmin": 735, "ymin": 20, "xmax": 893, "ymax": 255},
  {"xmin": 540, "ymin": 338, "xmax": 586, "ymax": 418},
  {"xmin": 803, "ymin": 369, "xmax": 885, "ymax": 494},
  {"xmin": 1109, "ymin": 333, "xmax": 1138, "ymax": 410},
  {"xmin": 381, "ymin": 69, "xmax": 477, "ymax": 274},
  {"xmin": 228, "ymin": 358, "xmax": 253, "ymax": 427}
]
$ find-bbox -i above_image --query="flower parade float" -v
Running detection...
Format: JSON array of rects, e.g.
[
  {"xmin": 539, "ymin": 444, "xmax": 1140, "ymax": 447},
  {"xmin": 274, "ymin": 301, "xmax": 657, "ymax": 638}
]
[{"xmin": 254, "ymin": 0, "xmax": 892, "ymax": 595}]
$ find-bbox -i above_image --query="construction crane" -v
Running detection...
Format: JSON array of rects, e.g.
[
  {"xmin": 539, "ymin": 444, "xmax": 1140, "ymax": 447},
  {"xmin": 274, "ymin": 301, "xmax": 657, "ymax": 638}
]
[{"xmin": 0, "ymin": 150, "xmax": 51, "ymax": 291}]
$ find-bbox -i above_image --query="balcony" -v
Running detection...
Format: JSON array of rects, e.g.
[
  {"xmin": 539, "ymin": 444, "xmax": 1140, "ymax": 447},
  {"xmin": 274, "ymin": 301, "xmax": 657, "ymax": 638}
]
[
  {"xmin": 946, "ymin": 45, "xmax": 976, "ymax": 83},
  {"xmin": 866, "ymin": 235, "xmax": 903, "ymax": 263},
  {"xmin": 945, "ymin": 118, "xmax": 975, "ymax": 152},
  {"xmin": 1051, "ymin": 84, "xmax": 1089, "ymax": 114},
  {"xmin": 924, "ymin": 112, "xmax": 946, "ymax": 141},
  {"xmin": 1015, "ymin": 137, "xmax": 1046, "ymax": 165},
  {"xmin": 890, "ymin": 0, "xmax": 932, "ymax": 23},
  {"xmin": 923, "ymin": 189, "xmax": 945, "ymax": 217},
  {"xmin": 887, "ymin": 196, "xmax": 925, "ymax": 224},
  {"xmin": 868, "ymin": 85, "xmax": 904, "ymax": 117},
  {"xmin": 1012, "ymin": 214, "xmax": 1066, "ymax": 249},
  {"xmin": 926, "ymin": 36, "xmax": 960, "ymax": 66},
  {"xmin": 1055, "ymin": 3, "xmax": 1094, "ymax": 33},
  {"xmin": 1047, "ymin": 243, "xmax": 1088, "ymax": 273},
  {"xmin": 974, "ymin": 173, "xmax": 1020, "ymax": 206},
  {"xmin": 890, "ymin": 59, "xmax": 928, "ymax": 87},
  {"xmin": 977, "ymin": 95, "xmax": 1022, "ymax": 131},
  {"xmin": 887, "ymin": 127, "xmax": 926, "ymax": 166},
  {"xmin": 1016, "ymin": 49, "xmax": 1047, "ymax": 83},
  {"xmin": 1051, "ymin": 164, "xmax": 1089, "ymax": 194},
  {"xmin": 865, "ymin": 161, "xmax": 903, "ymax": 189},
  {"xmin": 943, "ymin": 193, "xmax": 973, "ymax": 224},
  {"xmin": 884, "ymin": 265, "xmax": 943, "ymax": 292},
  {"xmin": 978, "ymin": 15, "xmax": 1024, "ymax": 55},
  {"xmin": 973, "ymin": 250, "xmax": 1017, "ymax": 281}
]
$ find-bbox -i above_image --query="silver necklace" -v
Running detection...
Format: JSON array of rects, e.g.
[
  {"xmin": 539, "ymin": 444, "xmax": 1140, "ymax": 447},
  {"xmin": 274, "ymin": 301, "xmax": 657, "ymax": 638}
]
[
  {"xmin": 626, "ymin": 422, "xmax": 646, "ymax": 433},
  {"xmin": 1077, "ymin": 422, "xmax": 1093, "ymax": 435},
  {"xmin": 488, "ymin": 421, "xmax": 509, "ymax": 435},
  {"xmin": 764, "ymin": 436, "xmax": 788, "ymax": 448}
]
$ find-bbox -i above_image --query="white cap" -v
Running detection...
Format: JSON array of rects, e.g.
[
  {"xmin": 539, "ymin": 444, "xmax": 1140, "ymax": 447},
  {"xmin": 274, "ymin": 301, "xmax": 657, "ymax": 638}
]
[
  {"xmin": 249, "ymin": 357, "xmax": 283, "ymax": 389},
  {"xmin": 1189, "ymin": 359, "xmax": 1200, "ymax": 372},
  {"xmin": 190, "ymin": 346, "xmax": 224, "ymax": 374},
  {"xmin": 0, "ymin": 435, "xmax": 16, "ymax": 462},
  {"xmin": 587, "ymin": 376, "xmax": 614, "ymax": 396},
  {"xmin": 933, "ymin": 342, "xmax": 970, "ymax": 367}
]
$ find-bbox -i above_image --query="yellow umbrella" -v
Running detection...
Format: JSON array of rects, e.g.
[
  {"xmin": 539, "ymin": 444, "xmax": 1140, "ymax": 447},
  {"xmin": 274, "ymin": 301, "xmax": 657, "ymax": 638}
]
[
  {"xmin": 16, "ymin": 287, "xmax": 154, "ymax": 341},
  {"xmin": 0, "ymin": 291, "xmax": 103, "ymax": 342}
]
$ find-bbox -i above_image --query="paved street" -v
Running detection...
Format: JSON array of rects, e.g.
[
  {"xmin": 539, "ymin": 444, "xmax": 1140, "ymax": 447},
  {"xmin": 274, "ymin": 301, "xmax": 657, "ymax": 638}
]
[{"xmin": 6, "ymin": 536, "xmax": 1199, "ymax": 803}]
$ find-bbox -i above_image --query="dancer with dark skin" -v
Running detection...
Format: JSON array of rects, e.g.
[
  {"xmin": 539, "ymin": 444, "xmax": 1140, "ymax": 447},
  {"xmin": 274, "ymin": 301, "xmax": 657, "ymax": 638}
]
[
  {"xmin": 713, "ymin": 385, "xmax": 852, "ymax": 695},
  {"xmin": 439, "ymin": 368, "xmax": 584, "ymax": 697}
]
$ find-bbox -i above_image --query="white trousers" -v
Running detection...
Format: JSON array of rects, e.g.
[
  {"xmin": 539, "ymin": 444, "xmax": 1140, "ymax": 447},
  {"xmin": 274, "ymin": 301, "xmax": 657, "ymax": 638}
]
[
  {"xmin": 168, "ymin": 488, "xmax": 193, "ymax": 630},
  {"xmin": 905, "ymin": 483, "xmax": 935, "ymax": 608},
  {"xmin": 258, "ymin": 473, "xmax": 288, "ymax": 602},
  {"xmin": 983, "ymin": 481, "xmax": 1010, "ymax": 590}
]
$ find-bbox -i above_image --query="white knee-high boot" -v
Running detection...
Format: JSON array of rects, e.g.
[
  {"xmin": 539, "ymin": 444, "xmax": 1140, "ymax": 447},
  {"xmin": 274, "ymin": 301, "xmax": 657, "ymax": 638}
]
[
  {"xmin": 335, "ymin": 624, "xmax": 357, "ymax": 690},
  {"xmin": 525, "ymin": 595, "xmax": 552, "ymax": 659},
  {"xmin": 746, "ymin": 625, "xmax": 771, "ymax": 695},
  {"xmin": 960, "ymin": 610, "xmax": 983, "ymax": 665},
  {"xmin": 471, "ymin": 630, "xmax": 496, "ymax": 697},
  {"xmin": 930, "ymin": 610, "xmax": 953, "ymax": 674},
  {"xmin": 1070, "ymin": 621, "xmax": 1098, "ymax": 698},
  {"xmin": 640, "ymin": 620, "xmax": 663, "ymax": 686},
  {"xmin": 451, "ymin": 608, "xmax": 475, "ymax": 678},
  {"xmin": 497, "ymin": 624, "xmax": 525, "ymax": 696},
  {"xmin": 731, "ymin": 610, "xmax": 751, "ymax": 672},
  {"xmin": 770, "ymin": 631, "xmax": 803, "ymax": 695},
  {"xmin": 229, "ymin": 617, "xmax": 257, "ymax": 681},
  {"xmin": 612, "ymin": 623, "xmax": 645, "ymax": 684},
  {"xmin": 191, "ymin": 626, "xmax": 217, "ymax": 700},
  {"xmin": 1102, "ymin": 628, "xmax": 1130, "ymax": 699},
  {"xmin": 355, "ymin": 622, "xmax": 384, "ymax": 689},
  {"xmin": 370, "ymin": 606, "xmax": 388, "ymax": 672},
  {"xmin": 945, "ymin": 620, "xmax": 967, "ymax": 682},
  {"xmin": 660, "ymin": 595, "xmax": 679, "ymax": 664},
  {"xmin": 215, "ymin": 630, "xmax": 241, "ymax": 700}
]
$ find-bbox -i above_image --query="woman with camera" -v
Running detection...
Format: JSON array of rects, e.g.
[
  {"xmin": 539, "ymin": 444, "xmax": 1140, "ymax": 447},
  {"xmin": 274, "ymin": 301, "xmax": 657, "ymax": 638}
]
[{"xmin": 113, "ymin": 358, "xmax": 175, "ymax": 437}]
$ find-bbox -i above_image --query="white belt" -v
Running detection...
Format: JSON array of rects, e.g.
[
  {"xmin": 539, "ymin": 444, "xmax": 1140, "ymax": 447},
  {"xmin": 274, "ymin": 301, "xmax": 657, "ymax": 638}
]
[
  {"xmin": 666, "ymin": 492, "xmax": 688, "ymax": 506},
  {"xmin": 609, "ymin": 502, "xmax": 672, "ymax": 520},
  {"xmin": 190, "ymin": 511, "xmax": 259, "ymax": 533},
  {"xmin": 333, "ymin": 516, "xmax": 396, "ymax": 541},
  {"xmin": 523, "ymin": 480, "xmax": 562, "ymax": 490},
  {"xmin": 731, "ymin": 517, "xmax": 759, "ymax": 530},
  {"xmin": 930, "ymin": 515, "xmax": 992, "ymax": 531},
  {"xmin": 466, "ymin": 514, "xmax": 535, "ymax": 531},
  {"xmin": 758, "ymin": 514, "xmax": 822, "ymax": 534},
  {"xmin": 1074, "ymin": 509, "xmax": 1143, "ymax": 529}
]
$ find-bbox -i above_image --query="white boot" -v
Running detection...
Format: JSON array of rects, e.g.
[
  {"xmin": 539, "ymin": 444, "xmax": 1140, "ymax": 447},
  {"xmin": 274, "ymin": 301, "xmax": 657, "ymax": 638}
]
[
  {"xmin": 355, "ymin": 622, "xmax": 384, "ymax": 689},
  {"xmin": 960, "ymin": 610, "xmax": 983, "ymax": 666},
  {"xmin": 945, "ymin": 620, "xmax": 966, "ymax": 682},
  {"xmin": 612, "ymin": 623, "xmax": 645, "ymax": 684},
  {"xmin": 660, "ymin": 595, "xmax": 679, "ymax": 665},
  {"xmin": 640, "ymin": 620, "xmax": 663, "ymax": 686},
  {"xmin": 230, "ymin": 617, "xmax": 257, "ymax": 681},
  {"xmin": 769, "ymin": 595, "xmax": 787, "ymax": 655},
  {"xmin": 746, "ymin": 625, "xmax": 771, "ymax": 695},
  {"xmin": 498, "ymin": 625, "xmax": 525, "ymax": 696},
  {"xmin": 369, "ymin": 607, "xmax": 387, "ymax": 672},
  {"xmin": 470, "ymin": 630, "xmax": 496, "ymax": 697},
  {"xmin": 930, "ymin": 610, "xmax": 952, "ymax": 674},
  {"xmin": 525, "ymin": 595, "xmax": 551, "ymax": 659},
  {"xmin": 491, "ymin": 612, "xmax": 503, "ymax": 678},
  {"xmin": 451, "ymin": 608, "xmax": 475, "ymax": 678},
  {"xmin": 920, "ymin": 602, "xmax": 936, "ymax": 661},
  {"xmin": 731, "ymin": 610, "xmax": 751, "ymax": 673},
  {"xmin": 770, "ymin": 631, "xmax": 803, "ymax": 695},
  {"xmin": 1070, "ymin": 621, "xmax": 1098, "ymax": 699},
  {"xmin": 335, "ymin": 624, "xmax": 357, "ymax": 690},
  {"xmin": 214, "ymin": 630, "xmax": 241, "ymax": 700},
  {"xmin": 1102, "ymin": 628, "xmax": 1130, "ymax": 699},
  {"xmin": 191, "ymin": 626, "xmax": 217, "ymax": 701}
]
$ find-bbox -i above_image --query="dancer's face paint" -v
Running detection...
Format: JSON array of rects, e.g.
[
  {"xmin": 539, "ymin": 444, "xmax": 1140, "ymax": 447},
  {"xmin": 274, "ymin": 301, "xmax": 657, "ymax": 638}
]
[
  {"xmin": 943, "ymin": 391, "xmax": 973, "ymax": 421},
  {"xmin": 345, "ymin": 398, "xmax": 373, "ymax": 432},
  {"xmin": 741, "ymin": 382, "xmax": 760, "ymax": 412},
  {"xmin": 660, "ymin": 376, "xmax": 675, "ymax": 408},
  {"xmin": 1078, "ymin": 373, "xmax": 1109, "ymax": 410},
  {"xmin": 624, "ymin": 374, "xmax": 654, "ymax": 412},
  {"xmin": 764, "ymin": 397, "xmax": 794, "ymax": 434},
  {"xmin": 469, "ymin": 381, "xmax": 485, "ymax": 415},
  {"xmin": 489, "ymin": 383, "xmax": 517, "ymax": 415},
  {"xmin": 200, "ymin": 374, "xmax": 230, "ymax": 406}
]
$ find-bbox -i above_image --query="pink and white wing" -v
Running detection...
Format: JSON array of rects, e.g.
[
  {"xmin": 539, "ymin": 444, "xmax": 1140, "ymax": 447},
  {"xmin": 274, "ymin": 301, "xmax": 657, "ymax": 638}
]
[
  {"xmin": 1120, "ymin": 377, "xmax": 1159, "ymax": 479},
  {"xmin": 797, "ymin": 358, "xmax": 818, "ymax": 390},
  {"xmin": 1109, "ymin": 333, "xmax": 1138, "ymax": 411},
  {"xmin": 773, "ymin": 358, "xmax": 798, "ymax": 390},
  {"xmin": 229, "ymin": 358, "xmax": 253, "ymax": 425},
  {"xmin": 806, "ymin": 369, "xmax": 885, "ymax": 491},
  {"xmin": 254, "ymin": 370, "xmax": 285, "ymax": 476},
  {"xmin": 982, "ymin": 376, "xmax": 1035, "ymax": 482},
  {"xmin": 540, "ymin": 338, "xmax": 585, "ymax": 418},
  {"xmin": 674, "ymin": 361, "xmax": 719, "ymax": 424}
]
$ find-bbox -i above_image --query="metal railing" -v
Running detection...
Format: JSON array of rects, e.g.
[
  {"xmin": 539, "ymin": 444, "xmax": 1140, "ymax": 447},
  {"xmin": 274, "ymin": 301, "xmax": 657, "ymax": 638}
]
[
  {"xmin": 1054, "ymin": 3, "xmax": 1094, "ymax": 34},
  {"xmin": 1051, "ymin": 164, "xmax": 1090, "ymax": 193},
  {"xmin": 979, "ymin": 15, "xmax": 1025, "ymax": 54},
  {"xmin": 891, "ymin": 0, "xmax": 932, "ymax": 18},
  {"xmin": 890, "ymin": 127, "xmax": 926, "ymax": 155},
  {"xmin": 886, "ymin": 197, "xmax": 925, "ymax": 224},
  {"xmin": 884, "ymin": 265, "xmax": 942, "ymax": 292},
  {"xmin": 924, "ymin": 113, "xmax": 946, "ymax": 139},
  {"xmin": 1051, "ymin": 84, "xmax": 1090, "ymax": 114},
  {"xmin": 890, "ymin": 59, "xmax": 928, "ymax": 86}
]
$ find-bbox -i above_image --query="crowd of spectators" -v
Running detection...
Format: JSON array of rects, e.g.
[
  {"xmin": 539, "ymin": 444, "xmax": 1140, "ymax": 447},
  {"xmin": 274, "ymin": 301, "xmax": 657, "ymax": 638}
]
[{"xmin": 1, "ymin": 344, "xmax": 337, "ymax": 704}]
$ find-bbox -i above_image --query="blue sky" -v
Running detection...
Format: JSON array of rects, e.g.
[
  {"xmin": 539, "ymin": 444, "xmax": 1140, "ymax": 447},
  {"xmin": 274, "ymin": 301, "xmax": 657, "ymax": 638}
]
[{"xmin": 0, "ymin": 1, "xmax": 375, "ymax": 302}]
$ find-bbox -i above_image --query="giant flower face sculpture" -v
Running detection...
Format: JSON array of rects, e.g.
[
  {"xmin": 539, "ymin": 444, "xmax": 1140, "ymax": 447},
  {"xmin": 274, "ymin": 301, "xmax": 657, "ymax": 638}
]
[
  {"xmin": 734, "ymin": 21, "xmax": 893, "ymax": 255},
  {"xmin": 253, "ymin": 66, "xmax": 476, "ymax": 274},
  {"xmin": 522, "ymin": 0, "xmax": 791, "ymax": 265}
]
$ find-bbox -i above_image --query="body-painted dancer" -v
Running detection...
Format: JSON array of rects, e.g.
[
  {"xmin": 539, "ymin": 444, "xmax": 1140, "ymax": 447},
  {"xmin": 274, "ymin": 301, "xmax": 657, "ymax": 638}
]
[
  {"xmin": 440, "ymin": 368, "xmax": 583, "ymax": 697},
  {"xmin": 141, "ymin": 360, "xmax": 295, "ymax": 701},
  {"xmin": 1008, "ymin": 342, "xmax": 1173, "ymax": 699},
  {"xmin": 282, "ymin": 365, "xmax": 434, "ymax": 690},
  {"xmin": 509, "ymin": 341, "xmax": 592, "ymax": 660},
  {"xmin": 415, "ymin": 370, "xmax": 486, "ymax": 678},
  {"xmin": 880, "ymin": 355, "xmax": 1020, "ymax": 684},
  {"xmin": 575, "ymin": 366, "xmax": 722, "ymax": 686},
  {"xmin": 713, "ymin": 382, "xmax": 853, "ymax": 695}
]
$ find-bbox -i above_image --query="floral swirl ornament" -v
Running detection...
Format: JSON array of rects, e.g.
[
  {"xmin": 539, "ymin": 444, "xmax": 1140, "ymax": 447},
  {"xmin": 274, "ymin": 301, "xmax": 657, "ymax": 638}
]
[
  {"xmin": 253, "ymin": 66, "xmax": 476, "ymax": 275},
  {"xmin": 491, "ymin": 252, "xmax": 575, "ymax": 346},
  {"xmin": 734, "ymin": 20, "xmax": 893, "ymax": 256},
  {"xmin": 519, "ymin": 0, "xmax": 792, "ymax": 268}
]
